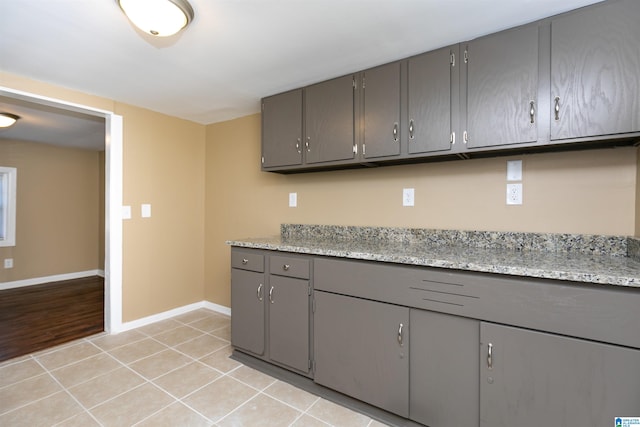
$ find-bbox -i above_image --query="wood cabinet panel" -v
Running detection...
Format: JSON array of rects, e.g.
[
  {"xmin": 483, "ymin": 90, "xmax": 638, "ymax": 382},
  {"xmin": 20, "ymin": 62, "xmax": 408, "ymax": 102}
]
[
  {"xmin": 551, "ymin": 0, "xmax": 640, "ymax": 140},
  {"xmin": 230, "ymin": 268, "xmax": 265, "ymax": 356},
  {"xmin": 261, "ymin": 89, "xmax": 303, "ymax": 168},
  {"xmin": 466, "ymin": 24, "xmax": 539, "ymax": 148},
  {"xmin": 480, "ymin": 322, "xmax": 640, "ymax": 427},
  {"xmin": 305, "ymin": 75, "xmax": 356, "ymax": 164},
  {"xmin": 362, "ymin": 62, "xmax": 401, "ymax": 159},
  {"xmin": 314, "ymin": 291, "xmax": 409, "ymax": 417},
  {"xmin": 408, "ymin": 46, "xmax": 455, "ymax": 154}
]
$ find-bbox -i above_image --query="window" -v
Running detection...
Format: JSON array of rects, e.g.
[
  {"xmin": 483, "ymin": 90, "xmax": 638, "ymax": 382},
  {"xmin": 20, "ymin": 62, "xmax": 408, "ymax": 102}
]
[{"xmin": 0, "ymin": 167, "xmax": 17, "ymax": 247}]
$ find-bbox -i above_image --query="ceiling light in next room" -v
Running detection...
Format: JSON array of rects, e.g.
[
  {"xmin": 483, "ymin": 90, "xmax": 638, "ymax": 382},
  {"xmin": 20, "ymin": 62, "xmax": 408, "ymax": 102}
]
[
  {"xmin": 117, "ymin": 0, "xmax": 195, "ymax": 37},
  {"xmin": 0, "ymin": 113, "xmax": 19, "ymax": 128}
]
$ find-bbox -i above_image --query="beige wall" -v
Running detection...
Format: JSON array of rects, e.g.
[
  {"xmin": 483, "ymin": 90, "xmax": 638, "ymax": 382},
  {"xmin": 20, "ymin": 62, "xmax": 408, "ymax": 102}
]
[
  {"xmin": 0, "ymin": 140, "xmax": 102, "ymax": 283},
  {"xmin": 116, "ymin": 103, "xmax": 205, "ymax": 322},
  {"xmin": 204, "ymin": 113, "xmax": 638, "ymax": 307},
  {"xmin": 2, "ymin": 73, "xmax": 206, "ymax": 322}
]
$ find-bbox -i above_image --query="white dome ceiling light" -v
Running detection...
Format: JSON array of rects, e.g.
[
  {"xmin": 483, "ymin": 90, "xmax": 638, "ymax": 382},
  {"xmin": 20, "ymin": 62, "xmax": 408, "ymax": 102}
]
[
  {"xmin": 117, "ymin": 0, "xmax": 194, "ymax": 37},
  {"xmin": 0, "ymin": 113, "xmax": 20, "ymax": 128}
]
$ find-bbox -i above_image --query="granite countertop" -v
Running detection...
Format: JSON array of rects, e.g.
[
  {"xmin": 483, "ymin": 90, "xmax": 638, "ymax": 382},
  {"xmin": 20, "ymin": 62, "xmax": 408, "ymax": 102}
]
[{"xmin": 226, "ymin": 225, "xmax": 640, "ymax": 288}]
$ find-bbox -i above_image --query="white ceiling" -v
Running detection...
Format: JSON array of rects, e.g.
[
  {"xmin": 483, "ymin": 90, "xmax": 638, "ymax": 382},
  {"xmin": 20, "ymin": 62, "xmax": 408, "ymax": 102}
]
[{"xmin": 0, "ymin": 0, "xmax": 603, "ymax": 144}]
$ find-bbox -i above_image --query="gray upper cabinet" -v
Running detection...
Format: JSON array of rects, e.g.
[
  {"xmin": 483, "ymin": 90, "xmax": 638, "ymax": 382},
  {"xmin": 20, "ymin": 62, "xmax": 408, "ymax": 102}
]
[
  {"xmin": 261, "ymin": 89, "xmax": 303, "ymax": 169},
  {"xmin": 407, "ymin": 46, "xmax": 457, "ymax": 155},
  {"xmin": 480, "ymin": 322, "xmax": 640, "ymax": 427},
  {"xmin": 305, "ymin": 74, "xmax": 356, "ymax": 165},
  {"xmin": 362, "ymin": 62, "xmax": 401, "ymax": 160},
  {"xmin": 550, "ymin": 0, "xmax": 640, "ymax": 141},
  {"xmin": 314, "ymin": 291, "xmax": 409, "ymax": 417},
  {"xmin": 465, "ymin": 24, "xmax": 539, "ymax": 149}
]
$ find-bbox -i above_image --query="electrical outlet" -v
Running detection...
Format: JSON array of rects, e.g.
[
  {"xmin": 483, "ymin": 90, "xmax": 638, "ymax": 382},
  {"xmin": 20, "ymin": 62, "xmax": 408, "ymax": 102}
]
[
  {"xmin": 289, "ymin": 192, "xmax": 297, "ymax": 207},
  {"xmin": 4, "ymin": 258, "xmax": 13, "ymax": 269},
  {"xmin": 403, "ymin": 188, "xmax": 415, "ymax": 207},
  {"xmin": 506, "ymin": 183, "xmax": 523, "ymax": 205}
]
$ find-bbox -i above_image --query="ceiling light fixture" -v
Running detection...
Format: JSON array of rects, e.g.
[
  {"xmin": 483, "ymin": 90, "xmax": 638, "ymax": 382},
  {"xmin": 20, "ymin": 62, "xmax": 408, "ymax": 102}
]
[
  {"xmin": 117, "ymin": 0, "xmax": 194, "ymax": 37},
  {"xmin": 0, "ymin": 113, "xmax": 19, "ymax": 128}
]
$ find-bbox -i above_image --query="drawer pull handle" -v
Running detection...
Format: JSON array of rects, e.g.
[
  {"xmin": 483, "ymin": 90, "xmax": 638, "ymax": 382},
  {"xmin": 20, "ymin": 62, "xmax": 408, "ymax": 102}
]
[
  {"xmin": 257, "ymin": 283, "xmax": 263, "ymax": 301},
  {"xmin": 487, "ymin": 343, "xmax": 493, "ymax": 369},
  {"xmin": 392, "ymin": 122, "xmax": 399, "ymax": 142},
  {"xmin": 269, "ymin": 286, "xmax": 274, "ymax": 304},
  {"xmin": 398, "ymin": 323, "xmax": 404, "ymax": 346},
  {"xmin": 242, "ymin": 258, "xmax": 248, "ymax": 265},
  {"xmin": 554, "ymin": 96, "xmax": 560, "ymax": 121},
  {"xmin": 283, "ymin": 264, "xmax": 290, "ymax": 271},
  {"xmin": 408, "ymin": 120, "xmax": 415, "ymax": 140}
]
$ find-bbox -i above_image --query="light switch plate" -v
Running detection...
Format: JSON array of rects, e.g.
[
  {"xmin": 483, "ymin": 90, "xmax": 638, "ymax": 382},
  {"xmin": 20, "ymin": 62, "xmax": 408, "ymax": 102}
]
[
  {"xmin": 289, "ymin": 192, "xmax": 297, "ymax": 208},
  {"xmin": 507, "ymin": 160, "xmax": 523, "ymax": 181},
  {"xmin": 141, "ymin": 204, "xmax": 152, "ymax": 218},
  {"xmin": 4, "ymin": 258, "xmax": 13, "ymax": 269},
  {"xmin": 122, "ymin": 205, "xmax": 132, "ymax": 220}
]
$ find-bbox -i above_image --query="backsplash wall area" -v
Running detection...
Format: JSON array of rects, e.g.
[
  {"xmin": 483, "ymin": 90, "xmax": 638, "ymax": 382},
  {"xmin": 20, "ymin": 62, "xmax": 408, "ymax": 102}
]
[{"xmin": 204, "ymin": 113, "xmax": 639, "ymax": 307}]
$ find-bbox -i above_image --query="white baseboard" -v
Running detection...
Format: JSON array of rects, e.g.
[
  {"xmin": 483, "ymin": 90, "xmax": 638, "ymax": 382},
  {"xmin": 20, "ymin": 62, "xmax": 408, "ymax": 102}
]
[
  {"xmin": 0, "ymin": 269, "xmax": 104, "ymax": 291},
  {"xmin": 115, "ymin": 300, "xmax": 231, "ymax": 334}
]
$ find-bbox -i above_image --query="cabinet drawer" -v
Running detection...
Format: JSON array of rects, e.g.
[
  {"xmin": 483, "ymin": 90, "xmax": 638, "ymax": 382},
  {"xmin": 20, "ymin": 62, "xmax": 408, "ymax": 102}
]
[
  {"xmin": 231, "ymin": 250, "xmax": 264, "ymax": 272},
  {"xmin": 314, "ymin": 256, "xmax": 640, "ymax": 348},
  {"xmin": 270, "ymin": 255, "xmax": 309, "ymax": 279}
]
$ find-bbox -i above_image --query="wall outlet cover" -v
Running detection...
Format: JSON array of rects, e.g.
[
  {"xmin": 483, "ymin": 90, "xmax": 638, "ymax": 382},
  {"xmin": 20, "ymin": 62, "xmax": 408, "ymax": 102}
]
[
  {"xmin": 403, "ymin": 188, "xmax": 415, "ymax": 207},
  {"xmin": 289, "ymin": 192, "xmax": 297, "ymax": 207},
  {"xmin": 507, "ymin": 183, "xmax": 523, "ymax": 205}
]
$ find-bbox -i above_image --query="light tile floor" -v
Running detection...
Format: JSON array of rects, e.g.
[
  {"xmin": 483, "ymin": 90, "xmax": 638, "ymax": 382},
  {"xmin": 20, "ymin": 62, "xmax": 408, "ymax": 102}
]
[{"xmin": 0, "ymin": 309, "xmax": 389, "ymax": 427}]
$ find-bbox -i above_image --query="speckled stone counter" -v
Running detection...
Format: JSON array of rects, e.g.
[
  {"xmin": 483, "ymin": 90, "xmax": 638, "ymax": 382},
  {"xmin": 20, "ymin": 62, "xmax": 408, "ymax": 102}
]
[{"xmin": 226, "ymin": 224, "xmax": 640, "ymax": 288}]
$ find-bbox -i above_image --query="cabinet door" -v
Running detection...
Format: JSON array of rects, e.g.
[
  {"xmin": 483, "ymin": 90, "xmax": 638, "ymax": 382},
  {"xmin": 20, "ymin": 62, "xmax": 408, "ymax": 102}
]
[
  {"xmin": 314, "ymin": 291, "xmax": 409, "ymax": 417},
  {"xmin": 480, "ymin": 322, "xmax": 640, "ymax": 427},
  {"xmin": 362, "ymin": 62, "xmax": 401, "ymax": 159},
  {"xmin": 466, "ymin": 25, "xmax": 539, "ymax": 148},
  {"xmin": 262, "ymin": 89, "xmax": 303, "ymax": 169},
  {"xmin": 304, "ymin": 75, "xmax": 356, "ymax": 164},
  {"xmin": 410, "ymin": 310, "xmax": 479, "ymax": 427},
  {"xmin": 268, "ymin": 276, "xmax": 309, "ymax": 373},
  {"xmin": 230, "ymin": 269, "xmax": 265, "ymax": 356},
  {"xmin": 408, "ymin": 46, "xmax": 455, "ymax": 154},
  {"xmin": 551, "ymin": 0, "xmax": 640, "ymax": 140}
]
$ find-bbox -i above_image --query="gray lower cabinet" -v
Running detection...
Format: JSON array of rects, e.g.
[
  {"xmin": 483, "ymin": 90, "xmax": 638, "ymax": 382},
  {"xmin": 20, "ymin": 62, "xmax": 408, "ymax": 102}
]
[
  {"xmin": 410, "ymin": 309, "xmax": 480, "ymax": 427},
  {"xmin": 231, "ymin": 248, "xmax": 311, "ymax": 376},
  {"xmin": 268, "ymin": 274, "xmax": 310, "ymax": 373},
  {"xmin": 551, "ymin": 0, "xmax": 640, "ymax": 141},
  {"xmin": 313, "ymin": 290, "xmax": 409, "ymax": 417},
  {"xmin": 230, "ymin": 267, "xmax": 265, "ymax": 356},
  {"xmin": 480, "ymin": 322, "xmax": 640, "ymax": 427},
  {"xmin": 465, "ymin": 23, "xmax": 539, "ymax": 150}
]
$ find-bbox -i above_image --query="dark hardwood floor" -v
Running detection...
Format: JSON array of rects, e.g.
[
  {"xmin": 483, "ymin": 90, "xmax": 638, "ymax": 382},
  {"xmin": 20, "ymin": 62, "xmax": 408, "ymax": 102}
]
[{"xmin": 0, "ymin": 276, "xmax": 104, "ymax": 362}]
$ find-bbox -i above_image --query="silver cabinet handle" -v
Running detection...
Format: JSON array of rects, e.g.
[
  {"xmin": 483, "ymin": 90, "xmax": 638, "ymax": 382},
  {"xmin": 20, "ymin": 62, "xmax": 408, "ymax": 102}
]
[
  {"xmin": 269, "ymin": 286, "xmax": 274, "ymax": 304},
  {"xmin": 296, "ymin": 138, "xmax": 301, "ymax": 154},
  {"xmin": 257, "ymin": 283, "xmax": 263, "ymax": 301},
  {"xmin": 529, "ymin": 100, "xmax": 535, "ymax": 124},
  {"xmin": 554, "ymin": 96, "xmax": 560, "ymax": 121},
  {"xmin": 393, "ymin": 122, "xmax": 399, "ymax": 142},
  {"xmin": 283, "ymin": 264, "xmax": 290, "ymax": 271},
  {"xmin": 305, "ymin": 137, "xmax": 311, "ymax": 152},
  {"xmin": 242, "ymin": 258, "xmax": 248, "ymax": 265},
  {"xmin": 398, "ymin": 323, "xmax": 404, "ymax": 346},
  {"xmin": 408, "ymin": 120, "xmax": 415, "ymax": 140},
  {"xmin": 487, "ymin": 343, "xmax": 493, "ymax": 369}
]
